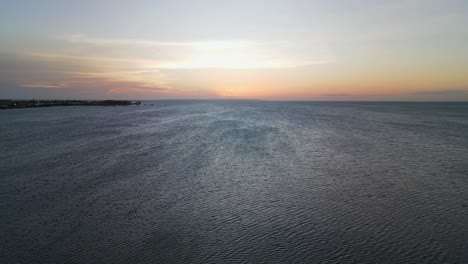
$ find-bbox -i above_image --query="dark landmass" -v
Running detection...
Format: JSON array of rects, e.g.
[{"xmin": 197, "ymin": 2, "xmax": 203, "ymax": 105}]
[{"xmin": 0, "ymin": 99, "xmax": 141, "ymax": 109}]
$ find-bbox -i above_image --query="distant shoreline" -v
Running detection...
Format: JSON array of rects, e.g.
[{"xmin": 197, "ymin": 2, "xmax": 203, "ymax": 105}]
[
  {"xmin": 0, "ymin": 100, "xmax": 141, "ymax": 110},
  {"xmin": 1, "ymin": 99, "xmax": 467, "ymax": 110}
]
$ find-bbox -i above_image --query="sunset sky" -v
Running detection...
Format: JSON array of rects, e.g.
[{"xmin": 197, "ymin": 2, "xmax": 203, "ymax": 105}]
[{"xmin": 1, "ymin": 0, "xmax": 468, "ymax": 100}]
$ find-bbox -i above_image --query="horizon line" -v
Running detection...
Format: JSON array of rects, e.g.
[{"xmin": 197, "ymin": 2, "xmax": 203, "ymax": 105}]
[{"xmin": 2, "ymin": 98, "xmax": 468, "ymax": 103}]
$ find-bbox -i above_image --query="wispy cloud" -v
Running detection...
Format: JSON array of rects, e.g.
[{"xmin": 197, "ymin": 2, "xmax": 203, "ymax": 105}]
[
  {"xmin": 61, "ymin": 34, "xmax": 255, "ymax": 48},
  {"xmin": 413, "ymin": 89, "xmax": 468, "ymax": 95},
  {"xmin": 57, "ymin": 34, "xmax": 333, "ymax": 69},
  {"xmin": 1, "ymin": 33, "xmax": 335, "ymax": 99},
  {"xmin": 106, "ymin": 85, "xmax": 169, "ymax": 96},
  {"xmin": 21, "ymin": 82, "xmax": 68, "ymax": 88},
  {"xmin": 1, "ymin": 51, "xmax": 175, "ymax": 98}
]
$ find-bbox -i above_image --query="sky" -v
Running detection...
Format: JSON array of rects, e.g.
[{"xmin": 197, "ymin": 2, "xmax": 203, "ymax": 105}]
[{"xmin": 1, "ymin": 0, "xmax": 468, "ymax": 100}]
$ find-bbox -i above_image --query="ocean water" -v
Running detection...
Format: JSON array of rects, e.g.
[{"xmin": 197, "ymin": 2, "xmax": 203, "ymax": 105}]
[{"xmin": 1, "ymin": 101, "xmax": 467, "ymax": 264}]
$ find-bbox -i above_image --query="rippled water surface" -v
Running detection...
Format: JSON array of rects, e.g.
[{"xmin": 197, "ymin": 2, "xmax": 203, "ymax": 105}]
[{"xmin": 1, "ymin": 101, "xmax": 468, "ymax": 263}]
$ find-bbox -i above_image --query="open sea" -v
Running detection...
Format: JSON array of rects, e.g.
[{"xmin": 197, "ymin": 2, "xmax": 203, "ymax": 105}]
[{"xmin": 1, "ymin": 101, "xmax": 467, "ymax": 263}]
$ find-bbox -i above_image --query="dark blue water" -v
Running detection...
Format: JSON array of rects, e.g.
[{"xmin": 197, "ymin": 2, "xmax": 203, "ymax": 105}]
[{"xmin": 1, "ymin": 101, "xmax": 467, "ymax": 263}]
